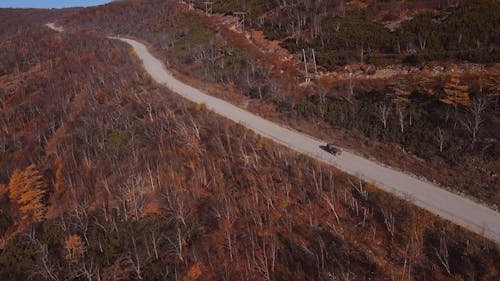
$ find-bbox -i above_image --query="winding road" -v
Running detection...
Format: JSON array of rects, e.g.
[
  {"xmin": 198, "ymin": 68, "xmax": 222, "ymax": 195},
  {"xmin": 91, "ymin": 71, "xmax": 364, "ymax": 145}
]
[{"xmin": 47, "ymin": 24, "xmax": 500, "ymax": 245}]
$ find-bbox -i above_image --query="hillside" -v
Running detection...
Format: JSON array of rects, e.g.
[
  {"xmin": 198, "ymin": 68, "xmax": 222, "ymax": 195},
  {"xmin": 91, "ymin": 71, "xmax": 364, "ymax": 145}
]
[
  {"xmin": 0, "ymin": 2, "xmax": 499, "ymax": 281},
  {"xmin": 61, "ymin": 0, "xmax": 500, "ymax": 206},
  {"xmin": 203, "ymin": 0, "xmax": 499, "ymax": 67}
]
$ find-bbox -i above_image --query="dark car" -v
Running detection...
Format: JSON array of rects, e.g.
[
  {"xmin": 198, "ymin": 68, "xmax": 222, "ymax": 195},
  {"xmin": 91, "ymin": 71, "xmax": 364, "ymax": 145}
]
[{"xmin": 320, "ymin": 143, "xmax": 341, "ymax": 155}]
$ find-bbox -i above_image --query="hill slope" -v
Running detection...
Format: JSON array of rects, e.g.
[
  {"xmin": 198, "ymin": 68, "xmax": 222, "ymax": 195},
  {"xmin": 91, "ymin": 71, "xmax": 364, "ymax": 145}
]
[
  {"xmin": 0, "ymin": 3, "xmax": 499, "ymax": 281},
  {"xmin": 62, "ymin": 0, "xmax": 500, "ymax": 206}
]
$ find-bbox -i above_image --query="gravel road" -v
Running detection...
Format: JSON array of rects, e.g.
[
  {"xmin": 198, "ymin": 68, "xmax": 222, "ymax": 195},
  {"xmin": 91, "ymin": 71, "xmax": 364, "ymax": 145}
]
[
  {"xmin": 117, "ymin": 37, "xmax": 500, "ymax": 245},
  {"xmin": 47, "ymin": 23, "xmax": 500, "ymax": 245}
]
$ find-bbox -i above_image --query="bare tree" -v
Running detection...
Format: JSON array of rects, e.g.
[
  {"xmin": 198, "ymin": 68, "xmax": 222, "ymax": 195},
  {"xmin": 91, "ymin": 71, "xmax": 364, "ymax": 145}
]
[
  {"xmin": 396, "ymin": 104, "xmax": 406, "ymax": 133},
  {"xmin": 167, "ymin": 224, "xmax": 184, "ymax": 262},
  {"xmin": 129, "ymin": 231, "xmax": 143, "ymax": 280},
  {"xmin": 29, "ymin": 243, "xmax": 60, "ymax": 281},
  {"xmin": 322, "ymin": 192, "xmax": 340, "ymax": 225},
  {"xmin": 69, "ymin": 259, "xmax": 101, "ymax": 281},
  {"xmin": 378, "ymin": 103, "xmax": 390, "ymax": 129},
  {"xmin": 318, "ymin": 87, "xmax": 327, "ymax": 119},
  {"xmin": 381, "ymin": 209, "xmax": 395, "ymax": 238},
  {"xmin": 461, "ymin": 97, "xmax": 488, "ymax": 144},
  {"xmin": 71, "ymin": 200, "xmax": 90, "ymax": 247},
  {"xmin": 436, "ymin": 127, "xmax": 446, "ymax": 152},
  {"xmin": 418, "ymin": 35, "xmax": 427, "ymax": 50},
  {"xmin": 347, "ymin": 73, "xmax": 355, "ymax": 100},
  {"xmin": 434, "ymin": 236, "xmax": 451, "ymax": 275}
]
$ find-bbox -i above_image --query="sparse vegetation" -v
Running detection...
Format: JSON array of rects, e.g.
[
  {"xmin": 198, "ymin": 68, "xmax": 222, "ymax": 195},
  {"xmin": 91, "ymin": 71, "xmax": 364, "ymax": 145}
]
[
  {"xmin": 0, "ymin": 3, "xmax": 498, "ymax": 280},
  {"xmin": 61, "ymin": 0, "xmax": 499, "ymax": 205},
  {"xmin": 205, "ymin": 0, "xmax": 499, "ymax": 66}
]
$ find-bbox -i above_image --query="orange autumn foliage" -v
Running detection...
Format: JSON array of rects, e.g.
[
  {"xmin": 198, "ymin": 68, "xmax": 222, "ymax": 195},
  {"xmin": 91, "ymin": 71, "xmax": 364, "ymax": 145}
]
[
  {"xmin": 441, "ymin": 76, "xmax": 470, "ymax": 106},
  {"xmin": 54, "ymin": 158, "xmax": 64, "ymax": 194},
  {"xmin": 65, "ymin": 234, "xmax": 87, "ymax": 262},
  {"xmin": 8, "ymin": 165, "xmax": 48, "ymax": 222},
  {"xmin": 187, "ymin": 263, "xmax": 203, "ymax": 280}
]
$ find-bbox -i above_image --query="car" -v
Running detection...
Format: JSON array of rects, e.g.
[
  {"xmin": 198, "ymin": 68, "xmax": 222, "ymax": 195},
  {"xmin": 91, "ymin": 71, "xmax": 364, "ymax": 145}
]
[{"xmin": 321, "ymin": 143, "xmax": 341, "ymax": 155}]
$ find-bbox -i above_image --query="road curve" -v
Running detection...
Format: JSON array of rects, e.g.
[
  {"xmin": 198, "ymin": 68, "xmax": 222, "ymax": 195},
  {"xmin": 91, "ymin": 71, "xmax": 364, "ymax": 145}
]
[
  {"xmin": 46, "ymin": 23, "xmax": 64, "ymax": 33},
  {"xmin": 113, "ymin": 37, "xmax": 500, "ymax": 245},
  {"xmin": 46, "ymin": 24, "xmax": 500, "ymax": 244}
]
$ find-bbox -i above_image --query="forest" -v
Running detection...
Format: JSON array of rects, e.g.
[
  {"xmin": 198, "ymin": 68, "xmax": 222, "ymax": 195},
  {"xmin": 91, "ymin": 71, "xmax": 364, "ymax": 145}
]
[
  {"xmin": 0, "ymin": 3, "xmax": 499, "ymax": 281},
  {"xmin": 61, "ymin": 0, "xmax": 499, "ymax": 206},
  {"xmin": 202, "ymin": 0, "xmax": 499, "ymax": 67}
]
